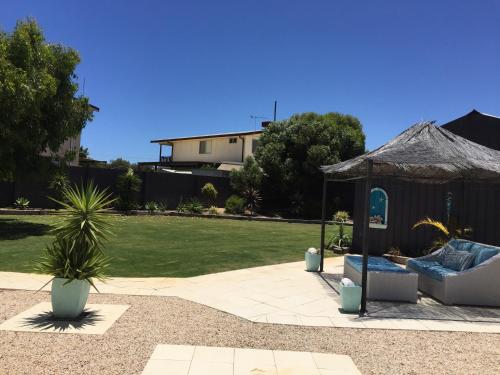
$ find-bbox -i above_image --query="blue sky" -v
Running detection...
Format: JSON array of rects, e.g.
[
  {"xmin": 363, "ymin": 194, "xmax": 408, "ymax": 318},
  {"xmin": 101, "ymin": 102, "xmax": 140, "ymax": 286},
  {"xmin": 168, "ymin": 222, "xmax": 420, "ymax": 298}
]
[{"xmin": 2, "ymin": 1, "xmax": 499, "ymax": 162}]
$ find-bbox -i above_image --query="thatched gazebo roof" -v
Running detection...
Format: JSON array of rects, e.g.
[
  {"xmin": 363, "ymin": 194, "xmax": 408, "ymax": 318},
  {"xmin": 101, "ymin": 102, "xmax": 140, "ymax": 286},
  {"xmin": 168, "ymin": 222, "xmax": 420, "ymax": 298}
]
[{"xmin": 321, "ymin": 122, "xmax": 500, "ymax": 182}]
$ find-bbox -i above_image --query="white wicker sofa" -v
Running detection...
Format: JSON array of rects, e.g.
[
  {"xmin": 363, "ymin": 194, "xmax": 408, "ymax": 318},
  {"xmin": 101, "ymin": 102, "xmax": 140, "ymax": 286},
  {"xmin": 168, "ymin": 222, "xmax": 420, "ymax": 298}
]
[{"xmin": 407, "ymin": 239, "xmax": 500, "ymax": 306}]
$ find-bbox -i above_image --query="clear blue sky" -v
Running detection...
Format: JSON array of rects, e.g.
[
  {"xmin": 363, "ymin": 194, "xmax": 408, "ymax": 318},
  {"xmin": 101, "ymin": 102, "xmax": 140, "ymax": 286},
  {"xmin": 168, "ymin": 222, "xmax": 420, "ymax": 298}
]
[{"xmin": 2, "ymin": 1, "xmax": 499, "ymax": 162}]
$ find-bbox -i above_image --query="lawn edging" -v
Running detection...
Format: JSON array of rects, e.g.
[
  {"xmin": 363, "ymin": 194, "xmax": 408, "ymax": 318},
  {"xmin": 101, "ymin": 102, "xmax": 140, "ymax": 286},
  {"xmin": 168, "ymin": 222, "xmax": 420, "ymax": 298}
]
[{"xmin": 0, "ymin": 208, "xmax": 353, "ymax": 226}]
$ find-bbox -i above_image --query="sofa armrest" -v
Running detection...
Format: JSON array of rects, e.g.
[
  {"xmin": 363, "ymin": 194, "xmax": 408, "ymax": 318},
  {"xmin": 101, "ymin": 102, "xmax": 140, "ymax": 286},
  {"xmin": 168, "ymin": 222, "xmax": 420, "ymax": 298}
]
[
  {"xmin": 413, "ymin": 248, "xmax": 443, "ymax": 262},
  {"xmin": 455, "ymin": 253, "xmax": 500, "ymax": 277}
]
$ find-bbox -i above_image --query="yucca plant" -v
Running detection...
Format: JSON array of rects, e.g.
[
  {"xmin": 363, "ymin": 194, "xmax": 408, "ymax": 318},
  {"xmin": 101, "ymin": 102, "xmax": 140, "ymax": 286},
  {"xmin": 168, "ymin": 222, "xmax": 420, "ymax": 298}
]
[
  {"xmin": 412, "ymin": 217, "xmax": 472, "ymax": 253},
  {"xmin": 14, "ymin": 197, "xmax": 30, "ymax": 210},
  {"xmin": 242, "ymin": 187, "xmax": 262, "ymax": 216},
  {"xmin": 37, "ymin": 181, "xmax": 115, "ymax": 289}
]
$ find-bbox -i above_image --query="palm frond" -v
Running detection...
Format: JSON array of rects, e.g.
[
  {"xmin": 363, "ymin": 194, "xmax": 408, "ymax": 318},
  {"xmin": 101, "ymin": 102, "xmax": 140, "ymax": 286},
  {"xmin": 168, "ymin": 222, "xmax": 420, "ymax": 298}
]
[{"xmin": 412, "ymin": 217, "xmax": 450, "ymax": 237}]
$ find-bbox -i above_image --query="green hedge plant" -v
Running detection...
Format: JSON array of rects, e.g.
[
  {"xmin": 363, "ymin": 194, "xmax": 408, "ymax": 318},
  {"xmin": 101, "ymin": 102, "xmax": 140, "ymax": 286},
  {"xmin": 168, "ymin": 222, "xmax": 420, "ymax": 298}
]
[{"xmin": 225, "ymin": 195, "xmax": 245, "ymax": 215}]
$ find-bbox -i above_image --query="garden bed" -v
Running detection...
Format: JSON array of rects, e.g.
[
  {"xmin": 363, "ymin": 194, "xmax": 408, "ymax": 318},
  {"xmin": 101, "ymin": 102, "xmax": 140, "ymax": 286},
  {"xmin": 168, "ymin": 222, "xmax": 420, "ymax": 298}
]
[{"xmin": 0, "ymin": 207, "xmax": 354, "ymax": 226}]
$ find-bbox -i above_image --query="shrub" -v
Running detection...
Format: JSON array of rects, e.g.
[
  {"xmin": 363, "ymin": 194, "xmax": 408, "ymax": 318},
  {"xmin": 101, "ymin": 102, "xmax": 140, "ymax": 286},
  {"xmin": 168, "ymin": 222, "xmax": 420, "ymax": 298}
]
[
  {"xmin": 144, "ymin": 201, "xmax": 158, "ymax": 213},
  {"xmin": 49, "ymin": 172, "xmax": 70, "ymax": 204},
  {"xmin": 37, "ymin": 182, "xmax": 115, "ymax": 283},
  {"xmin": 116, "ymin": 168, "xmax": 142, "ymax": 211},
  {"xmin": 242, "ymin": 187, "xmax": 262, "ymax": 216},
  {"xmin": 225, "ymin": 195, "xmax": 245, "ymax": 215},
  {"xmin": 157, "ymin": 202, "xmax": 167, "ymax": 212},
  {"xmin": 177, "ymin": 198, "xmax": 203, "ymax": 214},
  {"xmin": 14, "ymin": 197, "xmax": 30, "ymax": 210},
  {"xmin": 207, "ymin": 206, "xmax": 219, "ymax": 215},
  {"xmin": 327, "ymin": 210, "xmax": 351, "ymax": 249},
  {"xmin": 230, "ymin": 156, "xmax": 262, "ymax": 193},
  {"xmin": 201, "ymin": 182, "xmax": 218, "ymax": 206}
]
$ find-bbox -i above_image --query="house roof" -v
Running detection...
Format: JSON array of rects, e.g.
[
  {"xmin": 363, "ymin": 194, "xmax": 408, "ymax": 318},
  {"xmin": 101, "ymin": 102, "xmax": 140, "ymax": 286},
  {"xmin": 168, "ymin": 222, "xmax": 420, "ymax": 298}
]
[
  {"xmin": 441, "ymin": 109, "xmax": 500, "ymax": 151},
  {"xmin": 321, "ymin": 121, "xmax": 500, "ymax": 182},
  {"xmin": 151, "ymin": 130, "xmax": 262, "ymax": 144}
]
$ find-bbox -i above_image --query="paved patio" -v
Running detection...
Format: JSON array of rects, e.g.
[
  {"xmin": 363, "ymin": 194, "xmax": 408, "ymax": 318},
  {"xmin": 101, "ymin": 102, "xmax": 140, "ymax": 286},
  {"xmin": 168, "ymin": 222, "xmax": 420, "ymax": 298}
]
[
  {"xmin": 1, "ymin": 256, "xmax": 499, "ymax": 333},
  {"xmin": 142, "ymin": 345, "xmax": 361, "ymax": 375}
]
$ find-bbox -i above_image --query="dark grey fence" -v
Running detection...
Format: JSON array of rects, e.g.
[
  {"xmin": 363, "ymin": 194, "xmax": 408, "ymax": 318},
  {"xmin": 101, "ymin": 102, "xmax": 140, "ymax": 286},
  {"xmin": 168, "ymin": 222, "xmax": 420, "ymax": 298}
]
[
  {"xmin": 0, "ymin": 166, "xmax": 233, "ymax": 209},
  {"xmin": 352, "ymin": 178, "xmax": 500, "ymax": 255}
]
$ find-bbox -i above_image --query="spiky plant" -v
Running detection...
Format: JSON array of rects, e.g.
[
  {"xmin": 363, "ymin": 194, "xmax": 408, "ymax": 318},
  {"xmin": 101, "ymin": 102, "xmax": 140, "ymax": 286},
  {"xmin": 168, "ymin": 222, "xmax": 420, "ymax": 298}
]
[
  {"xmin": 412, "ymin": 217, "xmax": 472, "ymax": 253},
  {"xmin": 242, "ymin": 187, "xmax": 262, "ymax": 216},
  {"xmin": 37, "ymin": 182, "xmax": 115, "ymax": 289}
]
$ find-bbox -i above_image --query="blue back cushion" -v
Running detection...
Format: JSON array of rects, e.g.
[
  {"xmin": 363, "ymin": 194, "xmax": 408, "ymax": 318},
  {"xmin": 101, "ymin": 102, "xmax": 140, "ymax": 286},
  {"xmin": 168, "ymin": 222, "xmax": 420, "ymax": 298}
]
[
  {"xmin": 473, "ymin": 248, "xmax": 498, "ymax": 267},
  {"xmin": 438, "ymin": 244, "xmax": 475, "ymax": 271}
]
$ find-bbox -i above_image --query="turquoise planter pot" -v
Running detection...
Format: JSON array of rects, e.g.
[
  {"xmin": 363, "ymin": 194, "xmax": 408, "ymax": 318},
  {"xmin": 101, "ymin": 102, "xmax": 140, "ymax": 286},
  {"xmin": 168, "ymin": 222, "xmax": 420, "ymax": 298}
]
[
  {"xmin": 340, "ymin": 284, "xmax": 362, "ymax": 313},
  {"xmin": 305, "ymin": 252, "xmax": 321, "ymax": 272},
  {"xmin": 51, "ymin": 278, "xmax": 90, "ymax": 319}
]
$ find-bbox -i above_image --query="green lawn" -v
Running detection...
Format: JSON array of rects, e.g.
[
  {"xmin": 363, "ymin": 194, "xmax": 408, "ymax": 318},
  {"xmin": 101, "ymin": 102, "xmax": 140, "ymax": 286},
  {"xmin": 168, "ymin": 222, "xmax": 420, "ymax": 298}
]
[{"xmin": 0, "ymin": 214, "xmax": 348, "ymax": 277}]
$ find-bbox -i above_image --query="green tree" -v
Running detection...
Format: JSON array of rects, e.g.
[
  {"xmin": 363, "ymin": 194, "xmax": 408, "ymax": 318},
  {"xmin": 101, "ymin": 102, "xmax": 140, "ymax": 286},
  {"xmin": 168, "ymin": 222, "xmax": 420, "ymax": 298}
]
[
  {"xmin": 115, "ymin": 168, "xmax": 142, "ymax": 211},
  {"xmin": 254, "ymin": 112, "xmax": 365, "ymax": 218},
  {"xmin": 230, "ymin": 156, "xmax": 263, "ymax": 193},
  {"xmin": 109, "ymin": 158, "xmax": 133, "ymax": 170},
  {"xmin": 0, "ymin": 19, "xmax": 94, "ymax": 181},
  {"xmin": 79, "ymin": 146, "xmax": 90, "ymax": 160}
]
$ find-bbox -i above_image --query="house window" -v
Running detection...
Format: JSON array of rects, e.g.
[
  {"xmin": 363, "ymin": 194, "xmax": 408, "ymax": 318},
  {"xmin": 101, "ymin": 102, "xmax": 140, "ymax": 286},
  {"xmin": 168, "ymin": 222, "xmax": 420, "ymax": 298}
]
[
  {"xmin": 252, "ymin": 139, "xmax": 259, "ymax": 153},
  {"xmin": 199, "ymin": 140, "xmax": 212, "ymax": 154},
  {"xmin": 369, "ymin": 188, "xmax": 388, "ymax": 229},
  {"xmin": 229, "ymin": 137, "xmax": 237, "ymax": 144}
]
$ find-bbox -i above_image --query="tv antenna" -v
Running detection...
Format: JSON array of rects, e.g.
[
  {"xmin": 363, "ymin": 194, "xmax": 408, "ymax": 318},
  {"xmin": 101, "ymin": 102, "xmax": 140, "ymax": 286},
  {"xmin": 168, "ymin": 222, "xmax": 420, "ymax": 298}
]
[{"xmin": 250, "ymin": 115, "xmax": 267, "ymax": 130}]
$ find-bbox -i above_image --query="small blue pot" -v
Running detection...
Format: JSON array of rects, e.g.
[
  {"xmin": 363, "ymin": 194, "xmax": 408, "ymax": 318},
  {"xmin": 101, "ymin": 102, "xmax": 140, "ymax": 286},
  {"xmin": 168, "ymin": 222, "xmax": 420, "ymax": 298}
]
[
  {"xmin": 305, "ymin": 252, "xmax": 321, "ymax": 272},
  {"xmin": 51, "ymin": 278, "xmax": 90, "ymax": 319}
]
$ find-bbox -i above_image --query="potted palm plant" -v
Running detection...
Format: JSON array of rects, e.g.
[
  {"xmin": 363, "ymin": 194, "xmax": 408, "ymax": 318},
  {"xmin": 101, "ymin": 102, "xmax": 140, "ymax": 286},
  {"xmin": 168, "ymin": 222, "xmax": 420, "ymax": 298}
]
[
  {"xmin": 37, "ymin": 181, "xmax": 115, "ymax": 319},
  {"xmin": 327, "ymin": 211, "xmax": 352, "ymax": 254}
]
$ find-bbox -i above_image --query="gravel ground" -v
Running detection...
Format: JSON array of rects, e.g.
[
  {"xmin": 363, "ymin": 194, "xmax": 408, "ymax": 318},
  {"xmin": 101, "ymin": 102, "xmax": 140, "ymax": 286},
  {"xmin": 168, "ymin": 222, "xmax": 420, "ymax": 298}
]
[{"xmin": 0, "ymin": 289, "xmax": 499, "ymax": 375}]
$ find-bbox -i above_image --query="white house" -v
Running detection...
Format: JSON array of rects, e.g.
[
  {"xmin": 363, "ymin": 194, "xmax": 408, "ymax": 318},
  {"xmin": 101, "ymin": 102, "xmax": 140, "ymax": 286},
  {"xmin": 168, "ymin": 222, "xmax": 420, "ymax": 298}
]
[
  {"xmin": 150, "ymin": 129, "xmax": 263, "ymax": 171},
  {"xmin": 40, "ymin": 104, "xmax": 100, "ymax": 166}
]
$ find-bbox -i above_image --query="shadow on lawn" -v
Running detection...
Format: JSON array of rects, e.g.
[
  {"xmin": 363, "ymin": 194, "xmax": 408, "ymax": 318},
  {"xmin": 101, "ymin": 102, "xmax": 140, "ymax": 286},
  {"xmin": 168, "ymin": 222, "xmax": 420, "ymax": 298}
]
[{"xmin": 0, "ymin": 218, "xmax": 51, "ymax": 240}]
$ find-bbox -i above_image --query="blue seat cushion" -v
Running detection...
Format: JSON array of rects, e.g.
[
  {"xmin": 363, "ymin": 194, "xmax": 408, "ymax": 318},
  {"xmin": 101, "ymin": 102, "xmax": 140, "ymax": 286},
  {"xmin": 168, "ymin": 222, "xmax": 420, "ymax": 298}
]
[
  {"xmin": 346, "ymin": 255, "xmax": 409, "ymax": 273},
  {"xmin": 407, "ymin": 259, "xmax": 457, "ymax": 281}
]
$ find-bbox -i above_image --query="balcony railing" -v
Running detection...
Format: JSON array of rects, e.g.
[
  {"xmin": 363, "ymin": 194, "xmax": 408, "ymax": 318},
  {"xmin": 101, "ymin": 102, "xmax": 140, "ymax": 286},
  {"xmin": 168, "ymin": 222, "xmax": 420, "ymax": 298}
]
[{"xmin": 160, "ymin": 156, "xmax": 172, "ymax": 163}]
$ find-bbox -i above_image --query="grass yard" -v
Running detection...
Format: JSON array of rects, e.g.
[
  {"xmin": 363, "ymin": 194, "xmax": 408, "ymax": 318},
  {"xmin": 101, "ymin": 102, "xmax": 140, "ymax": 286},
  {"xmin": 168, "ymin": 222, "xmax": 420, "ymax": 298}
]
[{"xmin": 0, "ymin": 215, "xmax": 348, "ymax": 277}]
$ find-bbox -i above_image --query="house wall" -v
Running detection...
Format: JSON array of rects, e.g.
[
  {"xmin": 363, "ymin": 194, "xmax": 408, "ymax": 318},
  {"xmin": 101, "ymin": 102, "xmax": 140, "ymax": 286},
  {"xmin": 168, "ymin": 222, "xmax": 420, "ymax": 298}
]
[
  {"xmin": 351, "ymin": 178, "xmax": 500, "ymax": 256},
  {"xmin": 40, "ymin": 133, "xmax": 81, "ymax": 166},
  {"xmin": 171, "ymin": 134, "xmax": 260, "ymax": 163}
]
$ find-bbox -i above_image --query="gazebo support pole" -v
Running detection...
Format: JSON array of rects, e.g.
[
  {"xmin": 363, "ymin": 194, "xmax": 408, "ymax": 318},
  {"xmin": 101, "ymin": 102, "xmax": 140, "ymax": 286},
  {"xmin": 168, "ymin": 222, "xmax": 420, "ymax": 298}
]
[
  {"xmin": 360, "ymin": 159, "xmax": 373, "ymax": 317},
  {"xmin": 319, "ymin": 175, "xmax": 328, "ymax": 272}
]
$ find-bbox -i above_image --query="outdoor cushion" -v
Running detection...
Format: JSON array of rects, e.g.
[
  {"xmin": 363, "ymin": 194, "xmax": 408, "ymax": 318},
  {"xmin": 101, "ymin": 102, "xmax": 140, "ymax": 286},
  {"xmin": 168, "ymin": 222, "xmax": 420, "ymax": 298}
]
[
  {"xmin": 345, "ymin": 255, "xmax": 409, "ymax": 273},
  {"xmin": 473, "ymin": 247, "xmax": 499, "ymax": 267},
  {"xmin": 438, "ymin": 244, "xmax": 475, "ymax": 271},
  {"xmin": 448, "ymin": 239, "xmax": 474, "ymax": 253},
  {"xmin": 407, "ymin": 259, "xmax": 457, "ymax": 281}
]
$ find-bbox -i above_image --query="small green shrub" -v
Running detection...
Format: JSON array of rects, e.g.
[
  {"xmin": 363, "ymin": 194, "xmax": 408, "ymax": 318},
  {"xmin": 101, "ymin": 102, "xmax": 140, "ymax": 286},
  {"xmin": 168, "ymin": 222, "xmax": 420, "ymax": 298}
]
[
  {"xmin": 157, "ymin": 202, "xmax": 167, "ymax": 212},
  {"xmin": 225, "ymin": 195, "xmax": 245, "ymax": 215},
  {"xmin": 115, "ymin": 168, "xmax": 142, "ymax": 211},
  {"xmin": 207, "ymin": 206, "xmax": 219, "ymax": 215},
  {"xmin": 144, "ymin": 201, "xmax": 158, "ymax": 213},
  {"xmin": 14, "ymin": 197, "xmax": 30, "ymax": 210},
  {"xmin": 177, "ymin": 198, "xmax": 203, "ymax": 214},
  {"xmin": 201, "ymin": 182, "xmax": 218, "ymax": 206},
  {"xmin": 49, "ymin": 172, "xmax": 70, "ymax": 204},
  {"xmin": 327, "ymin": 210, "xmax": 351, "ymax": 248}
]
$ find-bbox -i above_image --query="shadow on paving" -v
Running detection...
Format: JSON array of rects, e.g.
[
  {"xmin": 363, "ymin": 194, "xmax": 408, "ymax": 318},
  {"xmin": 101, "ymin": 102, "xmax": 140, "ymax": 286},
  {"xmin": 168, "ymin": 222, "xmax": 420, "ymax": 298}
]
[
  {"xmin": 320, "ymin": 271, "xmax": 500, "ymax": 323},
  {"xmin": 0, "ymin": 218, "xmax": 51, "ymax": 240},
  {"xmin": 22, "ymin": 309, "xmax": 103, "ymax": 332}
]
